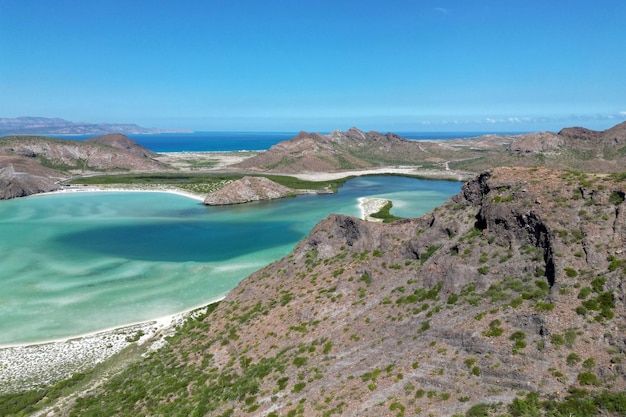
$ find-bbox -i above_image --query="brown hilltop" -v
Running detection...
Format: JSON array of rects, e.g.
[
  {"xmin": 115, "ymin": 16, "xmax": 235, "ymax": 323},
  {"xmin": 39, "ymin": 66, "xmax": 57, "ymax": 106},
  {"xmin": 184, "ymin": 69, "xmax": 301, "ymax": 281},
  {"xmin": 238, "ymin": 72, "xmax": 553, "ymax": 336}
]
[
  {"xmin": 86, "ymin": 133, "xmax": 158, "ymax": 158},
  {"xmin": 0, "ymin": 134, "xmax": 167, "ymax": 199},
  {"xmin": 233, "ymin": 121, "xmax": 626, "ymax": 177},
  {"xmin": 63, "ymin": 166, "xmax": 626, "ymax": 416},
  {"xmin": 558, "ymin": 121, "xmax": 626, "ymax": 145},
  {"xmin": 203, "ymin": 176, "xmax": 298, "ymax": 205}
]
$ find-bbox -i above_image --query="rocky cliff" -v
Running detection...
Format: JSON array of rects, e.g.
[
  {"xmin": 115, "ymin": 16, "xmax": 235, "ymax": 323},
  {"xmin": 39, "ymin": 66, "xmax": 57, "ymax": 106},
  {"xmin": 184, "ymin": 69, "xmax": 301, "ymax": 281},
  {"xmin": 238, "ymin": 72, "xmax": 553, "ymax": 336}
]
[
  {"xmin": 61, "ymin": 167, "xmax": 626, "ymax": 416},
  {"xmin": 203, "ymin": 176, "xmax": 297, "ymax": 205}
]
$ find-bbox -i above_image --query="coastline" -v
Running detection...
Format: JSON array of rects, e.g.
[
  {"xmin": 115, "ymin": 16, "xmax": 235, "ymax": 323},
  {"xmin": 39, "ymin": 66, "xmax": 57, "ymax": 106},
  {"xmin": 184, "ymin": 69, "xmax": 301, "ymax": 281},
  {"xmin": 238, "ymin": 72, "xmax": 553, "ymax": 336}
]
[
  {"xmin": 0, "ymin": 298, "xmax": 224, "ymax": 393},
  {"xmin": 358, "ymin": 197, "xmax": 389, "ymax": 222},
  {"xmin": 35, "ymin": 185, "xmax": 206, "ymax": 202},
  {"xmin": 1, "ymin": 168, "xmax": 463, "ymax": 393}
]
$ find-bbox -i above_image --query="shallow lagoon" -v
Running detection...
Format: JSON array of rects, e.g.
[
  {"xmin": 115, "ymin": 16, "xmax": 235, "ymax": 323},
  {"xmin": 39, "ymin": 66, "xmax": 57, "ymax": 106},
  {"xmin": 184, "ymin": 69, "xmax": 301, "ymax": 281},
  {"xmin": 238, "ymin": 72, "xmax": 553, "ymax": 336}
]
[{"xmin": 0, "ymin": 176, "xmax": 461, "ymax": 345}]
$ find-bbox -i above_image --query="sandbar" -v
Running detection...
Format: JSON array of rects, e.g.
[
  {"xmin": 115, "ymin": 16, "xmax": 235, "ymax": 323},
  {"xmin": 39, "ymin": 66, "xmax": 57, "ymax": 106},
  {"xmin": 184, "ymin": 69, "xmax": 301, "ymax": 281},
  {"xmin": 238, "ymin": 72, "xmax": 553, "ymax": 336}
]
[{"xmin": 358, "ymin": 197, "xmax": 389, "ymax": 222}]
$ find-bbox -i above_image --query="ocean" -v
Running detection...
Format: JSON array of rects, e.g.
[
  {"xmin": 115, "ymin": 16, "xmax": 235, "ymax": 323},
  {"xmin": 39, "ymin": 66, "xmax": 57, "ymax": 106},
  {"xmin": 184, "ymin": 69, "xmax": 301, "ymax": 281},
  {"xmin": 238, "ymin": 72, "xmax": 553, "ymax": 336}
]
[{"xmin": 52, "ymin": 130, "xmax": 522, "ymax": 153}]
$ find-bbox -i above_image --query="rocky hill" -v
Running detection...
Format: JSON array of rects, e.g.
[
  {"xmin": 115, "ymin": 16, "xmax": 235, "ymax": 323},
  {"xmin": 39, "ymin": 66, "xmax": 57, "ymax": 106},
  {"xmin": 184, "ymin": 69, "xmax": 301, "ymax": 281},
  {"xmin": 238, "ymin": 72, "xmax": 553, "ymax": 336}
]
[
  {"xmin": 235, "ymin": 122, "xmax": 626, "ymax": 176},
  {"xmin": 203, "ymin": 176, "xmax": 297, "ymax": 205},
  {"xmin": 0, "ymin": 135, "xmax": 167, "ymax": 199},
  {"xmin": 35, "ymin": 167, "xmax": 625, "ymax": 417},
  {"xmin": 85, "ymin": 133, "xmax": 158, "ymax": 158}
]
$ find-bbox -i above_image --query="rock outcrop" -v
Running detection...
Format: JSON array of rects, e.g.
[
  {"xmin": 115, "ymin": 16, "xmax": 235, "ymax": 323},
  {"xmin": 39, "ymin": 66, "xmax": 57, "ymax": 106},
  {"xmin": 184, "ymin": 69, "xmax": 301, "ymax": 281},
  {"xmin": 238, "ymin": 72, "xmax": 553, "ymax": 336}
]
[
  {"xmin": 0, "ymin": 161, "xmax": 60, "ymax": 199},
  {"xmin": 203, "ymin": 176, "xmax": 296, "ymax": 205},
  {"xmin": 509, "ymin": 131, "xmax": 564, "ymax": 153}
]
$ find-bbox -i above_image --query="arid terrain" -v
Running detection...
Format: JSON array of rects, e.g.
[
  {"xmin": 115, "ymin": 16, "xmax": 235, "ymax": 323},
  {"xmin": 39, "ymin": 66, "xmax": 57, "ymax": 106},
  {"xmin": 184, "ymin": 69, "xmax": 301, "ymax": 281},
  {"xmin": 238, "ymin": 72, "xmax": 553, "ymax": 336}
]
[{"xmin": 1, "ymin": 123, "xmax": 625, "ymax": 416}]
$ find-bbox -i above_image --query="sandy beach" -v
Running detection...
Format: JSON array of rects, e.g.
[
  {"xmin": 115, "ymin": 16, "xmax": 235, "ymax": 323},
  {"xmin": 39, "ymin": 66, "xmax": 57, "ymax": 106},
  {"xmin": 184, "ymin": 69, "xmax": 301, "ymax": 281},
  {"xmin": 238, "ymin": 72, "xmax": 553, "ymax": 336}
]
[
  {"xmin": 0, "ymin": 301, "xmax": 221, "ymax": 393},
  {"xmin": 38, "ymin": 185, "xmax": 206, "ymax": 202},
  {"xmin": 358, "ymin": 197, "xmax": 389, "ymax": 222}
]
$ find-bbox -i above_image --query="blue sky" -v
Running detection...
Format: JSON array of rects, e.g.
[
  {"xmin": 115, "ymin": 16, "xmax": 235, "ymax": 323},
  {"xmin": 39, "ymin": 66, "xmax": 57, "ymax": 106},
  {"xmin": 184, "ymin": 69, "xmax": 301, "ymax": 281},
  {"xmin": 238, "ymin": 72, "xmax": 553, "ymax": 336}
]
[{"xmin": 1, "ymin": 1, "xmax": 625, "ymax": 132}]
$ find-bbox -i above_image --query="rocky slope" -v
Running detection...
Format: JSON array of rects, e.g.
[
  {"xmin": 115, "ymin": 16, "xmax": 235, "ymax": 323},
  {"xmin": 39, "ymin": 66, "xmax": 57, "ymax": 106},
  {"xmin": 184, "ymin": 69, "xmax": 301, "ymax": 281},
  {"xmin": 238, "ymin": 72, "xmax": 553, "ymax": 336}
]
[
  {"xmin": 0, "ymin": 156, "xmax": 62, "ymax": 199},
  {"xmin": 85, "ymin": 133, "xmax": 158, "ymax": 158},
  {"xmin": 47, "ymin": 167, "xmax": 625, "ymax": 417},
  {"xmin": 235, "ymin": 122, "xmax": 626, "ymax": 176},
  {"xmin": 0, "ymin": 135, "xmax": 167, "ymax": 199},
  {"xmin": 203, "ymin": 176, "xmax": 297, "ymax": 205},
  {"xmin": 233, "ymin": 127, "xmax": 481, "ymax": 174}
]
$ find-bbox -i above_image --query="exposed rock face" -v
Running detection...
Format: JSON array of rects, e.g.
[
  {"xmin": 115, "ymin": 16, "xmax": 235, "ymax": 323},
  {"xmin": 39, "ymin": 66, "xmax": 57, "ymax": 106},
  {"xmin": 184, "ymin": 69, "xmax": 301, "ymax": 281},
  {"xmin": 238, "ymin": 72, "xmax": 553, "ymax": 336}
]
[
  {"xmin": 66, "ymin": 167, "xmax": 625, "ymax": 416},
  {"xmin": 509, "ymin": 131, "xmax": 564, "ymax": 153},
  {"xmin": 86, "ymin": 133, "xmax": 158, "ymax": 158},
  {"xmin": 0, "ymin": 161, "xmax": 60, "ymax": 199},
  {"xmin": 203, "ymin": 176, "xmax": 296, "ymax": 205}
]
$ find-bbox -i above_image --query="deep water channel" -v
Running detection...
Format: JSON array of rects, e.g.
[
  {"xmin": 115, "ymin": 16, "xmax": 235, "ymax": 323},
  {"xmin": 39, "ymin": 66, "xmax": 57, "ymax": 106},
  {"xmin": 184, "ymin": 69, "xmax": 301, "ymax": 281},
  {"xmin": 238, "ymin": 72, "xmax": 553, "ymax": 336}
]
[{"xmin": 0, "ymin": 176, "xmax": 461, "ymax": 345}]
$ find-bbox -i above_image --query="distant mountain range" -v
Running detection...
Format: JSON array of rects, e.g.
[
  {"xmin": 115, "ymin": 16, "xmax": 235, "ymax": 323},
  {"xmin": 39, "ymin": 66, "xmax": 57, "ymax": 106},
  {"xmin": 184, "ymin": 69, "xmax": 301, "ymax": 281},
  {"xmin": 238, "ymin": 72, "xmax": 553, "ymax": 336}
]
[{"xmin": 0, "ymin": 117, "xmax": 191, "ymax": 135}]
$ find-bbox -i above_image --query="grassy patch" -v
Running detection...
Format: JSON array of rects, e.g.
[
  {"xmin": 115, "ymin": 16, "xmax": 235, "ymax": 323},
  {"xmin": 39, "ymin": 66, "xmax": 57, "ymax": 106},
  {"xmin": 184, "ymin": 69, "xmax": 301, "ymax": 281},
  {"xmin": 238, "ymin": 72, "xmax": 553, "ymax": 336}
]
[{"xmin": 370, "ymin": 200, "xmax": 403, "ymax": 223}]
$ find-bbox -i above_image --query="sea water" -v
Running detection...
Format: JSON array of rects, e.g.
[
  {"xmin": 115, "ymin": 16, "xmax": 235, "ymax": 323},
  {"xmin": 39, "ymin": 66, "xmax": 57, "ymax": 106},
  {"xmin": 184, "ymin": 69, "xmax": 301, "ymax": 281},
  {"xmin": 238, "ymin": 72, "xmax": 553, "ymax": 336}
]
[{"xmin": 0, "ymin": 176, "xmax": 460, "ymax": 346}]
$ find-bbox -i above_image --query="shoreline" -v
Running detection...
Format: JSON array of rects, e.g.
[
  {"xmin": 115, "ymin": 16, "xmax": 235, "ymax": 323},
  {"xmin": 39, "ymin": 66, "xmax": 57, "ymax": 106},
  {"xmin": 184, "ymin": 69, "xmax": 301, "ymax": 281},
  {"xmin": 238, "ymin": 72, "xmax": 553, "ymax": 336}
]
[
  {"xmin": 0, "ymin": 298, "xmax": 224, "ymax": 393},
  {"xmin": 35, "ymin": 185, "xmax": 206, "ymax": 202},
  {"xmin": 358, "ymin": 197, "xmax": 389, "ymax": 222}
]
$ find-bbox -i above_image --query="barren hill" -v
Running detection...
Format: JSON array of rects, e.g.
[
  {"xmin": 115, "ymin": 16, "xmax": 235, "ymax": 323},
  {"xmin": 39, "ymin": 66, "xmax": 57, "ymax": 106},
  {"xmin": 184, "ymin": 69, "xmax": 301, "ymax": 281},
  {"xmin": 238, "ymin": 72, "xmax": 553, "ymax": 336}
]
[
  {"xmin": 56, "ymin": 167, "xmax": 626, "ymax": 416},
  {"xmin": 0, "ymin": 135, "xmax": 167, "ymax": 199},
  {"xmin": 86, "ymin": 133, "xmax": 158, "ymax": 158},
  {"xmin": 235, "ymin": 122, "xmax": 626, "ymax": 176},
  {"xmin": 203, "ymin": 176, "xmax": 297, "ymax": 205}
]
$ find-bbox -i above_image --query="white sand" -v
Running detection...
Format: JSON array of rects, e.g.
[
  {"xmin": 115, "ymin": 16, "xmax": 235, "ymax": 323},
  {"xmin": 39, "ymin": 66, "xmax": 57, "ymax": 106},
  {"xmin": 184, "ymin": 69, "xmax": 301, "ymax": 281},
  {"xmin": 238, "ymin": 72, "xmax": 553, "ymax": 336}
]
[
  {"xmin": 358, "ymin": 197, "xmax": 389, "ymax": 222},
  {"xmin": 290, "ymin": 167, "xmax": 421, "ymax": 181},
  {"xmin": 0, "ymin": 300, "xmax": 222, "ymax": 393},
  {"xmin": 38, "ymin": 186, "xmax": 206, "ymax": 202}
]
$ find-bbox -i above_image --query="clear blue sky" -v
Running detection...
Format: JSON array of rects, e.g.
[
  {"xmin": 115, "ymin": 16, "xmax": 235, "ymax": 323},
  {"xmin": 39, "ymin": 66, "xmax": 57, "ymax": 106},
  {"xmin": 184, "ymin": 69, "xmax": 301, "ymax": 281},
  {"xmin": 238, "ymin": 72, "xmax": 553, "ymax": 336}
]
[{"xmin": 1, "ymin": 0, "xmax": 625, "ymax": 132}]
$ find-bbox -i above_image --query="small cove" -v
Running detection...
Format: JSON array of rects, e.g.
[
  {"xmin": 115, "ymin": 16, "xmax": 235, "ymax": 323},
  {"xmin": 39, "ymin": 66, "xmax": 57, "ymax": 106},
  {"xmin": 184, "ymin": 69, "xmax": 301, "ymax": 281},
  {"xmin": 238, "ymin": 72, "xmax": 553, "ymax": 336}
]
[{"xmin": 0, "ymin": 176, "xmax": 461, "ymax": 346}]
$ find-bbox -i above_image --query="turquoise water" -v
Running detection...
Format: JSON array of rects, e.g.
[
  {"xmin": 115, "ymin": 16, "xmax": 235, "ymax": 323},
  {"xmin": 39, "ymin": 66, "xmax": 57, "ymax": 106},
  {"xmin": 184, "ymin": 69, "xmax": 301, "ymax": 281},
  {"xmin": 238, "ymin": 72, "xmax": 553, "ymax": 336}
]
[{"xmin": 0, "ymin": 176, "xmax": 461, "ymax": 345}]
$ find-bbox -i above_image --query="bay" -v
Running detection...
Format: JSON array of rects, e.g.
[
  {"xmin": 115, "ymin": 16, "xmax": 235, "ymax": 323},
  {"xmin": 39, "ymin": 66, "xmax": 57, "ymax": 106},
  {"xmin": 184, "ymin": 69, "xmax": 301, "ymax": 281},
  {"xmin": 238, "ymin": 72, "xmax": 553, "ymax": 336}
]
[{"xmin": 0, "ymin": 176, "xmax": 460, "ymax": 346}]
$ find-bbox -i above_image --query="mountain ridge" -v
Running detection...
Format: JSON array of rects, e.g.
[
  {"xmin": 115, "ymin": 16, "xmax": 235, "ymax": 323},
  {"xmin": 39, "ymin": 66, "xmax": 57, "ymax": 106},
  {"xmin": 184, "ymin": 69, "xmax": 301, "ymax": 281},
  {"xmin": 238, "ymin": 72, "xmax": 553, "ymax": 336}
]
[{"xmin": 0, "ymin": 116, "xmax": 189, "ymax": 135}]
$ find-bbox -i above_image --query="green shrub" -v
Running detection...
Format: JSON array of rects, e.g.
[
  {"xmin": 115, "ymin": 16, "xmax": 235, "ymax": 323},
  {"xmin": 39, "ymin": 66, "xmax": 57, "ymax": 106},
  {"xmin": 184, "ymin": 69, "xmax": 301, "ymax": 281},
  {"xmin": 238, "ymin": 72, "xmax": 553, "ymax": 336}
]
[
  {"xmin": 609, "ymin": 191, "xmax": 625, "ymax": 205},
  {"xmin": 508, "ymin": 392, "xmax": 541, "ymax": 417},
  {"xmin": 477, "ymin": 266, "xmax": 490, "ymax": 275},
  {"xmin": 370, "ymin": 201, "xmax": 403, "ymax": 223},
  {"xmin": 292, "ymin": 382, "xmax": 306, "ymax": 393},
  {"xmin": 567, "ymin": 353, "xmax": 582, "ymax": 366},
  {"xmin": 577, "ymin": 372, "xmax": 601, "ymax": 386},
  {"xmin": 293, "ymin": 357, "xmax": 307, "ymax": 367},
  {"xmin": 483, "ymin": 319, "xmax": 503, "ymax": 337}
]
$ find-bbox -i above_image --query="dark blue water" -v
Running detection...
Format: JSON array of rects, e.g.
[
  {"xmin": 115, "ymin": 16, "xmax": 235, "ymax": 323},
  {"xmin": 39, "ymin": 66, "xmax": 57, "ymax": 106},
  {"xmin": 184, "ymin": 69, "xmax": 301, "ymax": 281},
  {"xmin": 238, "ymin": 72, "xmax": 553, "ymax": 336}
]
[{"xmin": 51, "ymin": 131, "xmax": 525, "ymax": 153}]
